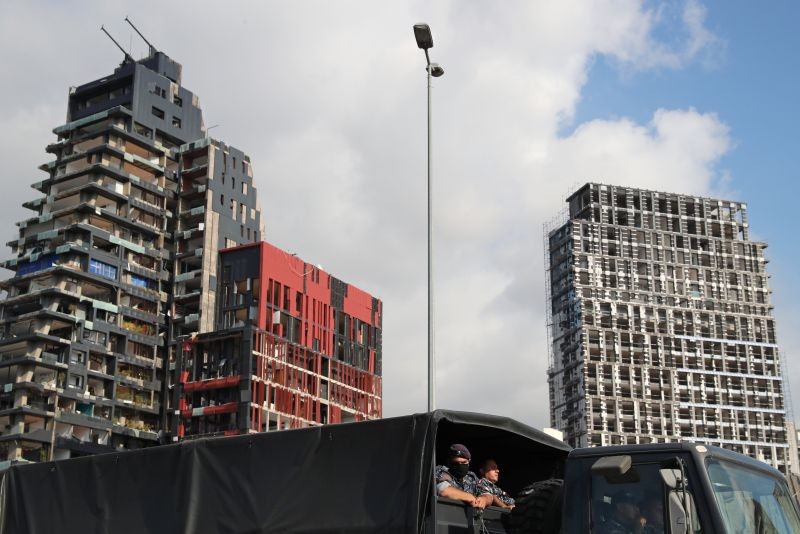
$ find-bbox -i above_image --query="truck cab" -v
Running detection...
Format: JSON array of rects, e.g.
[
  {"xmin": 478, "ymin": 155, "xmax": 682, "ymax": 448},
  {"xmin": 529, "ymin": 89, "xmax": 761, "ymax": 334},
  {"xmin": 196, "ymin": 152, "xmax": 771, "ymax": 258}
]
[{"xmin": 564, "ymin": 443, "xmax": 800, "ymax": 533}]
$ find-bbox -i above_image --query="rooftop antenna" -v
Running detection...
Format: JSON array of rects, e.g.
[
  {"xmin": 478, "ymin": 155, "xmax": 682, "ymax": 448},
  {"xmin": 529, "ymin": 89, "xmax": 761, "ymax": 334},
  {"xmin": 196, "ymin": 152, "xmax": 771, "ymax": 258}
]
[
  {"xmin": 124, "ymin": 16, "xmax": 157, "ymax": 56},
  {"xmin": 100, "ymin": 25, "xmax": 134, "ymax": 64}
]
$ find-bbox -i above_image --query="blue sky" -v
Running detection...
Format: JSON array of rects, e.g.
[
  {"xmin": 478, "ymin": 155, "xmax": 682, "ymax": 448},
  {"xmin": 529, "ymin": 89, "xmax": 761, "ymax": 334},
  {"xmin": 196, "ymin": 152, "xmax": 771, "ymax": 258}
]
[{"xmin": 574, "ymin": 2, "xmax": 798, "ymax": 252}]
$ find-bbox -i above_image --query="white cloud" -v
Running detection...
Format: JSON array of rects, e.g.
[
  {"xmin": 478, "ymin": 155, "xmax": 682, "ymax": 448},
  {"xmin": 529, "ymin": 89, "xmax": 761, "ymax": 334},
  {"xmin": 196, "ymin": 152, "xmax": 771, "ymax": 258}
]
[
  {"xmin": 540, "ymin": 108, "xmax": 731, "ymax": 197},
  {"xmin": 0, "ymin": 1, "xmax": 741, "ymax": 430}
]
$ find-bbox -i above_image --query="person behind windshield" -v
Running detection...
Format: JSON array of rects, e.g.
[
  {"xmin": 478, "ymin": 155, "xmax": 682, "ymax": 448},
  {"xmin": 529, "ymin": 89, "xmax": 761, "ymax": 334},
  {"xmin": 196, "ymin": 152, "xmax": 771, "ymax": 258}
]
[
  {"xmin": 600, "ymin": 490, "xmax": 645, "ymax": 534},
  {"xmin": 434, "ymin": 443, "xmax": 493, "ymax": 509},
  {"xmin": 641, "ymin": 496, "xmax": 664, "ymax": 534},
  {"xmin": 477, "ymin": 458, "xmax": 515, "ymax": 509}
]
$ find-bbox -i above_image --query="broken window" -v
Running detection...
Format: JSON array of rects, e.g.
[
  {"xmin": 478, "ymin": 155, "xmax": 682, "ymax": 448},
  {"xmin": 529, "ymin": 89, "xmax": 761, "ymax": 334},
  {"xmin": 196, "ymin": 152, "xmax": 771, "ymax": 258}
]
[
  {"xmin": 68, "ymin": 374, "xmax": 84, "ymax": 389},
  {"xmin": 134, "ymin": 122, "xmax": 152, "ymax": 139},
  {"xmin": 89, "ymin": 259, "xmax": 117, "ymax": 280},
  {"xmin": 171, "ymin": 116, "xmax": 181, "ymax": 128},
  {"xmin": 151, "ymin": 107, "xmax": 165, "ymax": 119}
]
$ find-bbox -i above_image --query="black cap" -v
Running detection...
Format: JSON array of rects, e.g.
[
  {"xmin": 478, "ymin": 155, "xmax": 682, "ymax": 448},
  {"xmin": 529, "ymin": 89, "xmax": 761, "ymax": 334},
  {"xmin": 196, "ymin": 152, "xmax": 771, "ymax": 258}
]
[{"xmin": 448, "ymin": 443, "xmax": 471, "ymax": 460}]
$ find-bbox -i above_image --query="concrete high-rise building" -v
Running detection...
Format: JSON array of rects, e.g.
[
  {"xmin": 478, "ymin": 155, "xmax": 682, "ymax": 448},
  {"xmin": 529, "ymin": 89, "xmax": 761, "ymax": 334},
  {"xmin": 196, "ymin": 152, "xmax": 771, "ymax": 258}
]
[
  {"xmin": 546, "ymin": 182, "xmax": 797, "ymax": 472},
  {"xmin": 0, "ymin": 40, "xmax": 383, "ymax": 467},
  {"xmin": 0, "ymin": 49, "xmax": 261, "ymax": 464}
]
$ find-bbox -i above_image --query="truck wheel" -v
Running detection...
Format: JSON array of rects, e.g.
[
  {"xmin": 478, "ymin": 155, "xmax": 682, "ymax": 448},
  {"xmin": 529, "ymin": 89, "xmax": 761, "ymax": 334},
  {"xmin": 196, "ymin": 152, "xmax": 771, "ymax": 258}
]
[{"xmin": 506, "ymin": 478, "xmax": 564, "ymax": 534}]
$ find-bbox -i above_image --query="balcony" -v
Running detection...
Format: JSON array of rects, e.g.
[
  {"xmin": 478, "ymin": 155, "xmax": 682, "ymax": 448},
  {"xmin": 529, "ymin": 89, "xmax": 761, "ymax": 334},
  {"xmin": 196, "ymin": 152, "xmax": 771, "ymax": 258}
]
[
  {"xmin": 179, "ymin": 205, "xmax": 205, "ymax": 220},
  {"xmin": 55, "ymin": 435, "xmax": 115, "ymax": 456}
]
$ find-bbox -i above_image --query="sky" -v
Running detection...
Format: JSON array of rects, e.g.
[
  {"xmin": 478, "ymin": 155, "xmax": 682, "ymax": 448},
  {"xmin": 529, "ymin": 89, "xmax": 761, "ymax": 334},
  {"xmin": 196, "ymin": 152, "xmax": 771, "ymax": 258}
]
[{"xmin": 0, "ymin": 0, "xmax": 797, "ymax": 430}]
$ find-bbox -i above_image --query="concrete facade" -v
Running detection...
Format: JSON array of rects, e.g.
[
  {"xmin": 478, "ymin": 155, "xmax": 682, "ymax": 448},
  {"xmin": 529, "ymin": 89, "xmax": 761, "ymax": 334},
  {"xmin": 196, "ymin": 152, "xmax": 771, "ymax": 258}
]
[
  {"xmin": 0, "ymin": 50, "xmax": 260, "ymax": 465},
  {"xmin": 173, "ymin": 241, "xmax": 382, "ymax": 439},
  {"xmin": 547, "ymin": 182, "xmax": 797, "ymax": 473}
]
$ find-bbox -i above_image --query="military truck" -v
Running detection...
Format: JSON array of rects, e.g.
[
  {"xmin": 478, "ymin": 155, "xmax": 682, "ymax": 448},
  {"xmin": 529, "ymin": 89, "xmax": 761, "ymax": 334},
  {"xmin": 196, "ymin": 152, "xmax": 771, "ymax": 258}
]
[{"xmin": 1, "ymin": 410, "xmax": 798, "ymax": 533}]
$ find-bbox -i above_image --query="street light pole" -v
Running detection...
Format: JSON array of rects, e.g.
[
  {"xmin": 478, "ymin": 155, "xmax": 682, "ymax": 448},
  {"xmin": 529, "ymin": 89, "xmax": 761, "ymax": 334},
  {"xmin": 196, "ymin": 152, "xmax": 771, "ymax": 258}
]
[{"xmin": 414, "ymin": 24, "xmax": 444, "ymax": 413}]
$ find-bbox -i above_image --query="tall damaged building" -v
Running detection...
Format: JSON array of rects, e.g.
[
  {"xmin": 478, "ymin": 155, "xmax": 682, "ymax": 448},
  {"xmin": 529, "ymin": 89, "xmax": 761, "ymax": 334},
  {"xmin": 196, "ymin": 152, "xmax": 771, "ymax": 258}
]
[
  {"xmin": 0, "ymin": 42, "xmax": 382, "ymax": 466},
  {"xmin": 547, "ymin": 182, "xmax": 797, "ymax": 473}
]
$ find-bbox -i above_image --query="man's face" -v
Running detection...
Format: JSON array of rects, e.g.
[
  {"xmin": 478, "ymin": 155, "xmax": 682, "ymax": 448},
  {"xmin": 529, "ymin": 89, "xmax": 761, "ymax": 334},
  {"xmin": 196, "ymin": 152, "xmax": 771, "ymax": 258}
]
[
  {"xmin": 483, "ymin": 461, "xmax": 500, "ymax": 483},
  {"xmin": 615, "ymin": 501, "xmax": 640, "ymax": 523},
  {"xmin": 448, "ymin": 456, "xmax": 470, "ymax": 479},
  {"xmin": 644, "ymin": 500, "xmax": 664, "ymax": 527},
  {"xmin": 451, "ymin": 457, "xmax": 469, "ymax": 467}
]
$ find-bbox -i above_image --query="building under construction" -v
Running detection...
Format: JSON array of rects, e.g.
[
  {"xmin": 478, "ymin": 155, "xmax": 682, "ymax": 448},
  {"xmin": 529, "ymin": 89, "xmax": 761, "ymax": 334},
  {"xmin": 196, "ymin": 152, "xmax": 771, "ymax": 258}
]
[
  {"xmin": 173, "ymin": 242, "xmax": 382, "ymax": 439},
  {"xmin": 546, "ymin": 182, "xmax": 797, "ymax": 473},
  {"xmin": 0, "ymin": 28, "xmax": 381, "ymax": 466}
]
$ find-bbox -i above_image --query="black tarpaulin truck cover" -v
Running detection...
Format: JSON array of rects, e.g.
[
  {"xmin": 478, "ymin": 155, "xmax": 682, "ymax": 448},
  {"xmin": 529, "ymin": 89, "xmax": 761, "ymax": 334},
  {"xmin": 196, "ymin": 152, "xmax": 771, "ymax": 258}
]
[{"xmin": 0, "ymin": 410, "xmax": 569, "ymax": 533}]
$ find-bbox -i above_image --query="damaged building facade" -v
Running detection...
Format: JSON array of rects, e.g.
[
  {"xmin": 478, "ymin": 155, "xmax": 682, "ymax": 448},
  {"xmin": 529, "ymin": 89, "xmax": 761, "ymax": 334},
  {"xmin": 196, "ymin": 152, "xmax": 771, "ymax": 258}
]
[
  {"xmin": 173, "ymin": 242, "xmax": 382, "ymax": 439},
  {"xmin": 0, "ymin": 45, "xmax": 382, "ymax": 466},
  {"xmin": 547, "ymin": 182, "xmax": 796, "ymax": 473}
]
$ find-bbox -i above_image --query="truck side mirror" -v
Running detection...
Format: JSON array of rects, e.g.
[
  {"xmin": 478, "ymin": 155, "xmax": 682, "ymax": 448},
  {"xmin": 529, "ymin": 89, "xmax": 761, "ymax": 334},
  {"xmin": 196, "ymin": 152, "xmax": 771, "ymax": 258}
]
[
  {"xmin": 667, "ymin": 491, "xmax": 688, "ymax": 534},
  {"xmin": 591, "ymin": 455, "xmax": 631, "ymax": 477},
  {"xmin": 659, "ymin": 468, "xmax": 681, "ymax": 489}
]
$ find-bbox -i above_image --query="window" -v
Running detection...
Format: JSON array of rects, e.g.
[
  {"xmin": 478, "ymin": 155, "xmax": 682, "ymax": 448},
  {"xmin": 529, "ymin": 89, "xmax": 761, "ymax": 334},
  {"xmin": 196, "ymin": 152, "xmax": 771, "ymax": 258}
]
[
  {"xmin": 171, "ymin": 116, "xmax": 181, "ymax": 128},
  {"xmin": 70, "ymin": 351, "xmax": 86, "ymax": 365},
  {"xmin": 242, "ymin": 182, "xmax": 248, "ymax": 195},
  {"xmin": 232, "ymin": 177, "xmax": 235, "ymax": 190},
  {"xmin": 591, "ymin": 462, "xmax": 695, "ymax": 534},
  {"xmin": 130, "ymin": 275, "xmax": 148, "ymax": 288},
  {"xmin": 708, "ymin": 459, "xmax": 800, "ymax": 533},
  {"xmin": 68, "ymin": 374, "xmax": 84, "ymax": 389},
  {"xmin": 151, "ymin": 107, "xmax": 165, "ymax": 120},
  {"xmin": 134, "ymin": 122, "xmax": 152, "ymax": 139},
  {"xmin": 89, "ymin": 259, "xmax": 117, "ymax": 280},
  {"xmin": 220, "ymin": 194, "xmax": 225, "ymax": 206},
  {"xmin": 83, "ymin": 329, "xmax": 107, "ymax": 346},
  {"xmin": 173, "ymin": 95, "xmax": 183, "ymax": 107}
]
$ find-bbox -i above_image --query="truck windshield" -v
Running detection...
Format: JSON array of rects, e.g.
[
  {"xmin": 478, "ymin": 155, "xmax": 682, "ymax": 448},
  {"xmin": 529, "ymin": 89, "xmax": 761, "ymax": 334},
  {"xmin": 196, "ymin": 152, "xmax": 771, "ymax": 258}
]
[
  {"xmin": 591, "ymin": 462, "xmax": 671, "ymax": 534},
  {"xmin": 707, "ymin": 458, "xmax": 800, "ymax": 534}
]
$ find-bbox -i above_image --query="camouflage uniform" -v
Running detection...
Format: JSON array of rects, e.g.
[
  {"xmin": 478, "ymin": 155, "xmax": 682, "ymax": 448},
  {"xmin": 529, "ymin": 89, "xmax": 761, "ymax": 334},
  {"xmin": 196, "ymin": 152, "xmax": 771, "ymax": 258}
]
[
  {"xmin": 478, "ymin": 477, "xmax": 515, "ymax": 506},
  {"xmin": 434, "ymin": 465, "xmax": 480, "ymax": 495}
]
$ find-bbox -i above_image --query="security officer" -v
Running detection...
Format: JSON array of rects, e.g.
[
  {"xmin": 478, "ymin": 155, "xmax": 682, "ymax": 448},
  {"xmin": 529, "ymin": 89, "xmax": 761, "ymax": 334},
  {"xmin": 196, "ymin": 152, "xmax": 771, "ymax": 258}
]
[{"xmin": 434, "ymin": 443, "xmax": 493, "ymax": 508}]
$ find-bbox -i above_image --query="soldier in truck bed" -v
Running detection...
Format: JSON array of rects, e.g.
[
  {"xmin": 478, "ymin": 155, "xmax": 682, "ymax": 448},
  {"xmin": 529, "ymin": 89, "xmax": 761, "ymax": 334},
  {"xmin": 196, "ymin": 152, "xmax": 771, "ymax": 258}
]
[
  {"xmin": 477, "ymin": 458, "xmax": 515, "ymax": 509},
  {"xmin": 434, "ymin": 444, "xmax": 493, "ymax": 509}
]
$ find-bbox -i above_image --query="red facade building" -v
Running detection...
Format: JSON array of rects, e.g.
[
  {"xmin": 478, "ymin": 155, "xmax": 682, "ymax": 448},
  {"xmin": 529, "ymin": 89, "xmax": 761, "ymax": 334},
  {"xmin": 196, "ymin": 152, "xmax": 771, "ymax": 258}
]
[{"xmin": 172, "ymin": 241, "xmax": 382, "ymax": 439}]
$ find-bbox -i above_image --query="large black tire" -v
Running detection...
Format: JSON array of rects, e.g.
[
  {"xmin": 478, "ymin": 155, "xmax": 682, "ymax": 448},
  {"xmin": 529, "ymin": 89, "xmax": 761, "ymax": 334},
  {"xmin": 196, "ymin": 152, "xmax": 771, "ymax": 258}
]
[{"xmin": 505, "ymin": 478, "xmax": 564, "ymax": 534}]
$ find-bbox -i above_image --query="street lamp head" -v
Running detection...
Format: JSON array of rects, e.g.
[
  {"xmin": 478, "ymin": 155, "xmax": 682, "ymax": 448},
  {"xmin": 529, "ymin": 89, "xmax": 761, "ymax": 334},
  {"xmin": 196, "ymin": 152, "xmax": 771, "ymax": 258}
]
[
  {"xmin": 414, "ymin": 23, "xmax": 434, "ymax": 50},
  {"xmin": 429, "ymin": 63, "xmax": 444, "ymax": 77}
]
